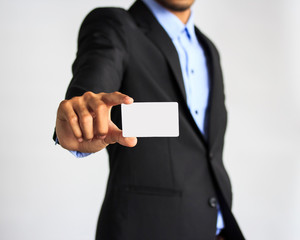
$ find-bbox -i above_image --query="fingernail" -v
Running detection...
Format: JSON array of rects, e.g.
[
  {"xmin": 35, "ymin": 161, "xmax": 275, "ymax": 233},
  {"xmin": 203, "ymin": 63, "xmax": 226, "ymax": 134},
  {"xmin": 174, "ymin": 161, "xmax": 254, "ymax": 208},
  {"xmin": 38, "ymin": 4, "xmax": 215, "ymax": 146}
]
[
  {"xmin": 78, "ymin": 138, "xmax": 83, "ymax": 142},
  {"xmin": 125, "ymin": 96, "xmax": 133, "ymax": 103}
]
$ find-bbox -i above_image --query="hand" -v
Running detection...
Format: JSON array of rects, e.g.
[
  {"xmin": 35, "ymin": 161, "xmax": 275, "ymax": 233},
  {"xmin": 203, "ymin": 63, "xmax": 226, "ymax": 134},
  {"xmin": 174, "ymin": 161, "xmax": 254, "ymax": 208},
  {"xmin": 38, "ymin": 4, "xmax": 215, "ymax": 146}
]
[{"xmin": 55, "ymin": 91, "xmax": 137, "ymax": 153}]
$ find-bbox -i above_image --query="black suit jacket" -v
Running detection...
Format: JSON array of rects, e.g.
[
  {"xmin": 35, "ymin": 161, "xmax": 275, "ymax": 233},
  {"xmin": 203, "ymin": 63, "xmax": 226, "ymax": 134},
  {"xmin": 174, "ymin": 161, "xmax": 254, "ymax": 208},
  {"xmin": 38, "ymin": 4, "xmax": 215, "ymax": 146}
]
[{"xmin": 61, "ymin": 1, "xmax": 245, "ymax": 239}]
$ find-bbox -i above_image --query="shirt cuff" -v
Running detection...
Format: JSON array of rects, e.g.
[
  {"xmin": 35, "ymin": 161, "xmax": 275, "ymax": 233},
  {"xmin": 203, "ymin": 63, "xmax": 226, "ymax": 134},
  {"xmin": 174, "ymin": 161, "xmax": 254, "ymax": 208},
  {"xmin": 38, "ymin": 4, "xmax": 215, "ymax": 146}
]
[
  {"xmin": 55, "ymin": 138, "xmax": 91, "ymax": 158},
  {"xmin": 69, "ymin": 150, "xmax": 92, "ymax": 158}
]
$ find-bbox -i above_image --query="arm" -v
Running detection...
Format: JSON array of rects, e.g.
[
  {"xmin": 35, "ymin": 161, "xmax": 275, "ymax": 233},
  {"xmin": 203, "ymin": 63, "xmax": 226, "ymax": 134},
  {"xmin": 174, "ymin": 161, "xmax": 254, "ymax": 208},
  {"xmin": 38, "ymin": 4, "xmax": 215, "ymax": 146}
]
[{"xmin": 55, "ymin": 9, "xmax": 137, "ymax": 153}]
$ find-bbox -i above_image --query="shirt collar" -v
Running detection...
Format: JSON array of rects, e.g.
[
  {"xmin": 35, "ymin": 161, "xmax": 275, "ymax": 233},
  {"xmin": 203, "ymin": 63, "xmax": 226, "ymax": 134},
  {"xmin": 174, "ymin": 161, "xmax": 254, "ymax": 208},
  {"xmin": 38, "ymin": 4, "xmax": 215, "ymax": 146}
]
[{"xmin": 142, "ymin": 0, "xmax": 196, "ymax": 41}]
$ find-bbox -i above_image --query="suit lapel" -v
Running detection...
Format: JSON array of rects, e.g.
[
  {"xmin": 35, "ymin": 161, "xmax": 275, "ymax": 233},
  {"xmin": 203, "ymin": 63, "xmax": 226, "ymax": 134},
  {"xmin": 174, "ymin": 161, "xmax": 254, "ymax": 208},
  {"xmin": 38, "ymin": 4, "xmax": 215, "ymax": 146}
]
[
  {"xmin": 195, "ymin": 28, "xmax": 225, "ymax": 151},
  {"xmin": 129, "ymin": 1, "xmax": 208, "ymax": 145},
  {"xmin": 129, "ymin": 1, "xmax": 224, "ymax": 149},
  {"xmin": 129, "ymin": 0, "xmax": 187, "ymax": 102}
]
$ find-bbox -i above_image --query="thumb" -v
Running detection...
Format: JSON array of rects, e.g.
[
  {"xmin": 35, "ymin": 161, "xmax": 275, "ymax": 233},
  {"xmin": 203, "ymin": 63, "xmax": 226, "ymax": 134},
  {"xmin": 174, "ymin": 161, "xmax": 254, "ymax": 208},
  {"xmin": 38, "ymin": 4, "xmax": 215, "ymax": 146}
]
[{"xmin": 105, "ymin": 123, "xmax": 137, "ymax": 147}]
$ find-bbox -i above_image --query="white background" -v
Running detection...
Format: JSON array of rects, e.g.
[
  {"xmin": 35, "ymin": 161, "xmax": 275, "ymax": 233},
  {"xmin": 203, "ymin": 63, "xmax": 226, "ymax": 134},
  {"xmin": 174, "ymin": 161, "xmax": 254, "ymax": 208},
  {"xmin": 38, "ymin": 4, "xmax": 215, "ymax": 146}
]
[{"xmin": 0, "ymin": 0, "xmax": 299, "ymax": 239}]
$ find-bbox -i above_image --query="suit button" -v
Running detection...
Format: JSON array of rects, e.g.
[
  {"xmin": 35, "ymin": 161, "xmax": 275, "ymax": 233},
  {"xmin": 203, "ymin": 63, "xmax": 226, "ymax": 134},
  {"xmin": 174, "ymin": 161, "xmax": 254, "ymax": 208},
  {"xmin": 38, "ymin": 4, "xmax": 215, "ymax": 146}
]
[
  {"xmin": 209, "ymin": 152, "xmax": 214, "ymax": 159},
  {"xmin": 208, "ymin": 197, "xmax": 217, "ymax": 208}
]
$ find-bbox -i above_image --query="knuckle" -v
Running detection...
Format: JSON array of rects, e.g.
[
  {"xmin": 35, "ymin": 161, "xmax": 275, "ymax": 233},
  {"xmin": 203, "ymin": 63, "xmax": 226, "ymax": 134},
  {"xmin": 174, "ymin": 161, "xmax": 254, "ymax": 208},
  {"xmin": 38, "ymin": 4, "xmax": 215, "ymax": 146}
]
[
  {"xmin": 68, "ymin": 115, "xmax": 78, "ymax": 124},
  {"xmin": 59, "ymin": 100, "xmax": 69, "ymax": 109},
  {"xmin": 95, "ymin": 102, "xmax": 106, "ymax": 112},
  {"xmin": 80, "ymin": 114, "xmax": 92, "ymax": 124},
  {"xmin": 71, "ymin": 96, "xmax": 81, "ymax": 105},
  {"xmin": 113, "ymin": 91, "xmax": 123, "ymax": 97},
  {"xmin": 83, "ymin": 91, "xmax": 94, "ymax": 100}
]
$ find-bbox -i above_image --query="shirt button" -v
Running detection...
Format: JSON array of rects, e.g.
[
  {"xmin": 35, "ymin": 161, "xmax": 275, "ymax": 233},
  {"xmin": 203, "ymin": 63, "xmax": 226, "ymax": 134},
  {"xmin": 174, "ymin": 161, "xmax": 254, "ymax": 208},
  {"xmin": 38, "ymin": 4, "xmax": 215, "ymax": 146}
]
[
  {"xmin": 195, "ymin": 110, "xmax": 198, "ymax": 114},
  {"xmin": 191, "ymin": 69, "xmax": 194, "ymax": 74},
  {"xmin": 208, "ymin": 197, "xmax": 217, "ymax": 208}
]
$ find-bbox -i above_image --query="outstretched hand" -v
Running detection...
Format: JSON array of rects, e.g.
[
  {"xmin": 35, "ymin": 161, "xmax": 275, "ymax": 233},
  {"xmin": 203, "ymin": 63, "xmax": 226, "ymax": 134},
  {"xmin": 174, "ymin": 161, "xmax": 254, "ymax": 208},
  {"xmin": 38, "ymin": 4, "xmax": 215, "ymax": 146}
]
[{"xmin": 56, "ymin": 91, "xmax": 137, "ymax": 153}]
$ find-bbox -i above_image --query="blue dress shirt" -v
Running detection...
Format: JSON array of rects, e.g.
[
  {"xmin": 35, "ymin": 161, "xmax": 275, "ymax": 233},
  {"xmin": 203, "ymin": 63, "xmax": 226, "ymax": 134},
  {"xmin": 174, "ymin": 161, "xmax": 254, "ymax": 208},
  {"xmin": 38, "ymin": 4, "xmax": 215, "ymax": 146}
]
[
  {"xmin": 142, "ymin": 0, "xmax": 224, "ymax": 234},
  {"xmin": 142, "ymin": 0, "xmax": 209, "ymax": 136}
]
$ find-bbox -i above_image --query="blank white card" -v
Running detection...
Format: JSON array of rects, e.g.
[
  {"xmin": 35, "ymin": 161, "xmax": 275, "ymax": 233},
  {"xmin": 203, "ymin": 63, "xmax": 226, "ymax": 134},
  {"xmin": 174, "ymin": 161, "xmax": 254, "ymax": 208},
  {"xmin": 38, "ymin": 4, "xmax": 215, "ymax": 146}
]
[{"xmin": 121, "ymin": 102, "xmax": 179, "ymax": 137}]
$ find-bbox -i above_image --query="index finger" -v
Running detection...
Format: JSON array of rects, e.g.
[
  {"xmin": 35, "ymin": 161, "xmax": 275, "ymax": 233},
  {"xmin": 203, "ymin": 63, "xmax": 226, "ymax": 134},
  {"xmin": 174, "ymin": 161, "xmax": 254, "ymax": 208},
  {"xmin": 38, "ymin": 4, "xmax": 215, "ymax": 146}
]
[{"xmin": 100, "ymin": 92, "xmax": 134, "ymax": 107}]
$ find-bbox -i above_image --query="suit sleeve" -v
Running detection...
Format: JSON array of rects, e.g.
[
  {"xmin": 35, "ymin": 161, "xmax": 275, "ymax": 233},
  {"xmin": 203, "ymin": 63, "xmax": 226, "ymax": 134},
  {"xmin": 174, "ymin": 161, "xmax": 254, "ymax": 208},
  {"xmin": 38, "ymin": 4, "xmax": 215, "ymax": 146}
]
[
  {"xmin": 65, "ymin": 8, "xmax": 129, "ymax": 99},
  {"xmin": 53, "ymin": 8, "xmax": 129, "ymax": 142}
]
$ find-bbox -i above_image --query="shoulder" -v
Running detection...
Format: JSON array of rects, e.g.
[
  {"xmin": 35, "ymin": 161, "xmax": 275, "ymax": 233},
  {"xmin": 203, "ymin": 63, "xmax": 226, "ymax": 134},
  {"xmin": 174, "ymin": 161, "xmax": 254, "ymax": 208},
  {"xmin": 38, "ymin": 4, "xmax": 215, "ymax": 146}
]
[
  {"xmin": 77, "ymin": 8, "xmax": 136, "ymax": 44},
  {"xmin": 80, "ymin": 7, "xmax": 135, "ymax": 31}
]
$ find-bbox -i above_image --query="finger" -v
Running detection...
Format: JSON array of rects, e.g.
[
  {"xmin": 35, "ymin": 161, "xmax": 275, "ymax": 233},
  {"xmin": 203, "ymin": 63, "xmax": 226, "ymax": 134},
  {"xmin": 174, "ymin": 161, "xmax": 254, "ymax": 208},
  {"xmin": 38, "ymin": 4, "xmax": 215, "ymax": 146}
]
[
  {"xmin": 58, "ymin": 100, "xmax": 83, "ymax": 142},
  {"xmin": 105, "ymin": 122, "xmax": 137, "ymax": 147},
  {"xmin": 101, "ymin": 91, "xmax": 134, "ymax": 107},
  {"xmin": 73, "ymin": 103, "xmax": 94, "ymax": 141},
  {"xmin": 87, "ymin": 99, "xmax": 110, "ymax": 138}
]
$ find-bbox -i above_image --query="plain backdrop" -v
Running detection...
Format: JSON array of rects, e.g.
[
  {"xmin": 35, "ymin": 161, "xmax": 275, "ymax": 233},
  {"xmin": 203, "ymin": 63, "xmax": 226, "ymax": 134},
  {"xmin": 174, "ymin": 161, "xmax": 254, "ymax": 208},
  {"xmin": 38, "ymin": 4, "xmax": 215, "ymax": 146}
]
[{"xmin": 0, "ymin": 0, "xmax": 299, "ymax": 239}]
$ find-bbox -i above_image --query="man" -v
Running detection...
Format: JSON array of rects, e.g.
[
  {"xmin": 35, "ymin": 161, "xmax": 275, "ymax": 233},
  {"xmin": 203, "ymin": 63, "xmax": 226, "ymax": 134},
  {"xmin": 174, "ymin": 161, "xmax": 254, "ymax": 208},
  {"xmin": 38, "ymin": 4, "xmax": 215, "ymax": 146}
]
[{"xmin": 54, "ymin": 0, "xmax": 245, "ymax": 239}]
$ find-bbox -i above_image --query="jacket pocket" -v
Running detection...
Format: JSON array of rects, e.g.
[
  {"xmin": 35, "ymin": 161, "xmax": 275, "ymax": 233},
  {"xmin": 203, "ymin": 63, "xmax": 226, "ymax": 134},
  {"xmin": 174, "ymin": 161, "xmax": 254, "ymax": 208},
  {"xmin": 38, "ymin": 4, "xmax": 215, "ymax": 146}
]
[{"xmin": 125, "ymin": 185, "xmax": 182, "ymax": 240}]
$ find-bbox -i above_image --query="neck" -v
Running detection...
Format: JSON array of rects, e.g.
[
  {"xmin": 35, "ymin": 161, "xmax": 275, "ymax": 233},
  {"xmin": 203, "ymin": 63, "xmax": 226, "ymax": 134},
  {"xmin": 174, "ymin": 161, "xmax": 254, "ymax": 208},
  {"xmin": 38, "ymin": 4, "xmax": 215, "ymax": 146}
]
[{"xmin": 168, "ymin": 8, "xmax": 191, "ymax": 24}]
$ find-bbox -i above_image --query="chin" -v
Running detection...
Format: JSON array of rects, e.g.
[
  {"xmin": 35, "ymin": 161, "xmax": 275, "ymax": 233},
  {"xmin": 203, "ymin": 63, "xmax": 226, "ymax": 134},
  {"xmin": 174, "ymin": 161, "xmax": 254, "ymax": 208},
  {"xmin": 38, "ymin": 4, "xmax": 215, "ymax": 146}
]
[{"xmin": 156, "ymin": 0, "xmax": 195, "ymax": 12}]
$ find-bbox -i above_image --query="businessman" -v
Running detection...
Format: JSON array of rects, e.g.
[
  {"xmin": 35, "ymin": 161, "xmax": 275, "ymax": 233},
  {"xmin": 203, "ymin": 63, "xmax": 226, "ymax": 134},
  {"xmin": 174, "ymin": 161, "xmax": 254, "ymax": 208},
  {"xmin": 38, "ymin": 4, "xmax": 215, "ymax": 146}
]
[{"xmin": 55, "ymin": 0, "xmax": 245, "ymax": 239}]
